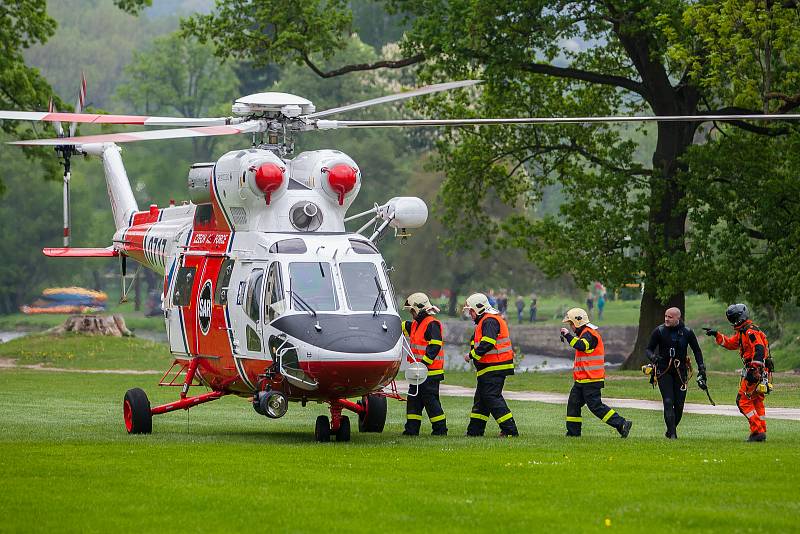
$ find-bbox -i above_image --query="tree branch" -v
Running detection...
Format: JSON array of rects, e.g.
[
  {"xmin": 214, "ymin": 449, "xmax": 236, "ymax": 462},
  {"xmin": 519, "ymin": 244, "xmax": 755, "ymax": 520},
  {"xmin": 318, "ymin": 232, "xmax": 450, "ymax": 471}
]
[
  {"xmin": 706, "ymin": 106, "xmax": 792, "ymax": 136},
  {"xmin": 301, "ymin": 53, "xmax": 425, "ymax": 78},
  {"xmin": 765, "ymin": 92, "xmax": 800, "ymax": 113},
  {"xmin": 518, "ymin": 62, "xmax": 647, "ymax": 97}
]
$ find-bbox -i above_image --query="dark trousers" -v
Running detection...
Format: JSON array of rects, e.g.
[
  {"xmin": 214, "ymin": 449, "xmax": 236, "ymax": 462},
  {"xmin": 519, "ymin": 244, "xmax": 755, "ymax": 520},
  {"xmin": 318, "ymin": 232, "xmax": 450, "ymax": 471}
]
[
  {"xmin": 466, "ymin": 373, "xmax": 518, "ymax": 436},
  {"xmin": 566, "ymin": 381, "xmax": 626, "ymax": 436},
  {"xmin": 657, "ymin": 366, "xmax": 687, "ymax": 437},
  {"xmin": 405, "ymin": 378, "xmax": 447, "ymax": 435}
]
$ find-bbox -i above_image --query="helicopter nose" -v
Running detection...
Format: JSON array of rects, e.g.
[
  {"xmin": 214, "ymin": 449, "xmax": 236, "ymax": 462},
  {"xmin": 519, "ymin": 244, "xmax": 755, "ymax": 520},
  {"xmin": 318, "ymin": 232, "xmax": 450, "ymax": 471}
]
[{"xmin": 271, "ymin": 313, "xmax": 401, "ymax": 354}]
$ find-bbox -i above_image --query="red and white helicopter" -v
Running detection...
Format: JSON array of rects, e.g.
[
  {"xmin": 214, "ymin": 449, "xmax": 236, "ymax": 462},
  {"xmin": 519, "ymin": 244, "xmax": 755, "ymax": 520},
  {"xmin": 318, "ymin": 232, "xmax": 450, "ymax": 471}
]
[{"xmin": 3, "ymin": 78, "xmax": 800, "ymax": 441}]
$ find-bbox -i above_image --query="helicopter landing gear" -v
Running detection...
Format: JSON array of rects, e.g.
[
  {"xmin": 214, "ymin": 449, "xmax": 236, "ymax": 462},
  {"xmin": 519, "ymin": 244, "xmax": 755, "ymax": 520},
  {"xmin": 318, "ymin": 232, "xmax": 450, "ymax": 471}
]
[
  {"xmin": 123, "ymin": 388, "xmax": 152, "ymax": 434},
  {"xmin": 314, "ymin": 403, "xmax": 352, "ymax": 442},
  {"xmin": 357, "ymin": 394, "xmax": 387, "ymax": 433}
]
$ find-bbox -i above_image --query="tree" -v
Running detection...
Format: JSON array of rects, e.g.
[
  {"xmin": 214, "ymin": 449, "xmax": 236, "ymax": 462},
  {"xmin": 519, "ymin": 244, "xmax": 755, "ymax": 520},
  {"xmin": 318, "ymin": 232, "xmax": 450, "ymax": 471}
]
[{"xmin": 115, "ymin": 31, "xmax": 239, "ymax": 160}]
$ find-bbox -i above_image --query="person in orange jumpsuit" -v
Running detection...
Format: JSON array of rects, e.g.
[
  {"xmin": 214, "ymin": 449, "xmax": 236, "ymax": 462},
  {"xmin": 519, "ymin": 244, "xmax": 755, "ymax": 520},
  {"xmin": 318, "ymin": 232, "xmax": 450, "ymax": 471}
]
[{"xmin": 705, "ymin": 303, "xmax": 771, "ymax": 442}]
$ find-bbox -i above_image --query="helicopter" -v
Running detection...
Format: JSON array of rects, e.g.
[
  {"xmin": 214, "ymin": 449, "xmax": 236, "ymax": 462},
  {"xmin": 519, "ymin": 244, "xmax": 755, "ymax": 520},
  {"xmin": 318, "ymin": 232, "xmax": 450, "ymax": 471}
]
[{"xmin": 3, "ymin": 78, "xmax": 800, "ymax": 442}]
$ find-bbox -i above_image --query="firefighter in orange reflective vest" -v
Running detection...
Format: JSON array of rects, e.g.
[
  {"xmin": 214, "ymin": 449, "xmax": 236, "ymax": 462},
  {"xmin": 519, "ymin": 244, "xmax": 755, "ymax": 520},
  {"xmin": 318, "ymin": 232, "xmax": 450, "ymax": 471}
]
[
  {"xmin": 705, "ymin": 303, "xmax": 771, "ymax": 442},
  {"xmin": 561, "ymin": 308, "xmax": 632, "ymax": 438},
  {"xmin": 463, "ymin": 293, "xmax": 519, "ymax": 437},
  {"xmin": 401, "ymin": 293, "xmax": 447, "ymax": 436}
]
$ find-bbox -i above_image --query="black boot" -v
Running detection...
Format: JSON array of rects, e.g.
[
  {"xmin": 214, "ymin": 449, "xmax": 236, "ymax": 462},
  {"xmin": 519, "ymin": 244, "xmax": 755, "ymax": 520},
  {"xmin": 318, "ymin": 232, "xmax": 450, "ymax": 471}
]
[{"xmin": 619, "ymin": 420, "xmax": 633, "ymax": 438}]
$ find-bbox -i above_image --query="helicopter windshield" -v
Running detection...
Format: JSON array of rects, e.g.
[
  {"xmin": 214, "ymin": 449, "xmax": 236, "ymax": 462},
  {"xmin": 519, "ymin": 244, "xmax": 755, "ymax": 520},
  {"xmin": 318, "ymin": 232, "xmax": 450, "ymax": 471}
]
[
  {"xmin": 289, "ymin": 262, "xmax": 339, "ymax": 311},
  {"xmin": 339, "ymin": 262, "xmax": 388, "ymax": 312}
]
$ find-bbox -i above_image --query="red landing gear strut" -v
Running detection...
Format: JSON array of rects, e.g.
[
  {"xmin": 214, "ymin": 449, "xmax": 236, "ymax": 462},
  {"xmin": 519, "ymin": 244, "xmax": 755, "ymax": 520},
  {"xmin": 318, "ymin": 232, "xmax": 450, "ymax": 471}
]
[
  {"xmin": 313, "ymin": 394, "xmax": 389, "ymax": 442},
  {"xmin": 123, "ymin": 358, "xmax": 234, "ymax": 435}
]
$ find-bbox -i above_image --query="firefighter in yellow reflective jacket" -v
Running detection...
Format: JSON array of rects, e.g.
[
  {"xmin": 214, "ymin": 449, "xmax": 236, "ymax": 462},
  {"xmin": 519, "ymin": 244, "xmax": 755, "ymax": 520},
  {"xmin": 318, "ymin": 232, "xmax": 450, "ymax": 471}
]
[
  {"xmin": 561, "ymin": 307, "xmax": 632, "ymax": 438},
  {"xmin": 463, "ymin": 293, "xmax": 519, "ymax": 437},
  {"xmin": 401, "ymin": 293, "xmax": 447, "ymax": 436}
]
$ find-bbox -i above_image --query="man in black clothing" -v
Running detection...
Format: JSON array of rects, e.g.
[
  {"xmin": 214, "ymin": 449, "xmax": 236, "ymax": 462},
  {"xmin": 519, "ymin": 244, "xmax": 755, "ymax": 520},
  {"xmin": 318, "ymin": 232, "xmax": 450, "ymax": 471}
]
[{"xmin": 645, "ymin": 307, "xmax": 706, "ymax": 439}]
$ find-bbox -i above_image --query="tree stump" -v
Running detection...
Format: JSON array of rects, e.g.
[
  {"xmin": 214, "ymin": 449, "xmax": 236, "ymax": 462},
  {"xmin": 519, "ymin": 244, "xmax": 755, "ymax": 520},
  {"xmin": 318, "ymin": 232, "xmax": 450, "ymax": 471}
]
[{"xmin": 47, "ymin": 314, "xmax": 133, "ymax": 337}]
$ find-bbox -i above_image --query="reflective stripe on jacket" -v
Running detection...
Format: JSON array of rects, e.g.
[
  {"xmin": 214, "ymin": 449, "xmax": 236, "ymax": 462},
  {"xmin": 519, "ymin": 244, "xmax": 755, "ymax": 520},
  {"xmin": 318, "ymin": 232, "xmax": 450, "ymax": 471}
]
[
  {"xmin": 472, "ymin": 313, "xmax": 514, "ymax": 376},
  {"xmin": 573, "ymin": 326, "xmax": 605, "ymax": 383},
  {"xmin": 407, "ymin": 315, "xmax": 444, "ymax": 376}
]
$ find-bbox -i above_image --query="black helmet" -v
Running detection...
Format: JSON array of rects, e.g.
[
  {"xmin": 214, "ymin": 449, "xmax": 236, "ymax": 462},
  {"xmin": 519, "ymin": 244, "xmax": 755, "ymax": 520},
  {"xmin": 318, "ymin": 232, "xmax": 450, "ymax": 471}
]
[{"xmin": 725, "ymin": 303, "xmax": 749, "ymax": 326}]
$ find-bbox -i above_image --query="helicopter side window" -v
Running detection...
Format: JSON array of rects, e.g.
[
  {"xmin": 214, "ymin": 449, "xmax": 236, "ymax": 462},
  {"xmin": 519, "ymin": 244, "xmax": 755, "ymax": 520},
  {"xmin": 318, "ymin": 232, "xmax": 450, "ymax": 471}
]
[
  {"xmin": 340, "ymin": 262, "xmax": 387, "ymax": 312},
  {"xmin": 172, "ymin": 266, "xmax": 196, "ymax": 306},
  {"xmin": 349, "ymin": 239, "xmax": 379, "ymax": 254},
  {"xmin": 245, "ymin": 269, "xmax": 264, "ymax": 323},
  {"xmin": 289, "ymin": 262, "xmax": 338, "ymax": 311},
  {"xmin": 268, "ymin": 239, "xmax": 307, "ymax": 254},
  {"xmin": 264, "ymin": 262, "xmax": 286, "ymax": 322},
  {"xmin": 382, "ymin": 261, "xmax": 396, "ymax": 308},
  {"xmin": 214, "ymin": 259, "xmax": 235, "ymax": 305}
]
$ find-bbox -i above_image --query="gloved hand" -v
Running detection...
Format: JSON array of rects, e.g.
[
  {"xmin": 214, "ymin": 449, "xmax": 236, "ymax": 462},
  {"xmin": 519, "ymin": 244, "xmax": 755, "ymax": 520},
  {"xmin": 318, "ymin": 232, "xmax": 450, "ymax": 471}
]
[
  {"xmin": 463, "ymin": 353, "xmax": 471, "ymax": 363},
  {"xmin": 696, "ymin": 370, "xmax": 708, "ymax": 390},
  {"xmin": 703, "ymin": 327, "xmax": 717, "ymax": 337},
  {"xmin": 647, "ymin": 351, "xmax": 659, "ymax": 364},
  {"xmin": 560, "ymin": 327, "xmax": 570, "ymax": 336}
]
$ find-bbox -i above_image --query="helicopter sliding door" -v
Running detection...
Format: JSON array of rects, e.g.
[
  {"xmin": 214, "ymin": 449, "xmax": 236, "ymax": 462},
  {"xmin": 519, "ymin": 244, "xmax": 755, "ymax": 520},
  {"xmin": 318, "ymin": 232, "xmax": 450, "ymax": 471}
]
[
  {"xmin": 241, "ymin": 267, "xmax": 265, "ymax": 359},
  {"xmin": 165, "ymin": 255, "xmax": 194, "ymax": 355}
]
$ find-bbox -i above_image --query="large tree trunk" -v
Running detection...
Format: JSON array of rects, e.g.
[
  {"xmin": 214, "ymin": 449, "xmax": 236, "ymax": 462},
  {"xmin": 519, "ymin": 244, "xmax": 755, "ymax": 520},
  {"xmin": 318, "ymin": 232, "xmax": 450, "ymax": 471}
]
[{"xmin": 622, "ymin": 119, "xmax": 694, "ymax": 369}]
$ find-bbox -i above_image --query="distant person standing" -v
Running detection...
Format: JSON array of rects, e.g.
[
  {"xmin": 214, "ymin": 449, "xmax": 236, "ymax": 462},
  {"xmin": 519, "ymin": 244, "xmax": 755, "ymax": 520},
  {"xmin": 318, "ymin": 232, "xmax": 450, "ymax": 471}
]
[
  {"xmin": 498, "ymin": 291, "xmax": 508, "ymax": 318},
  {"xmin": 561, "ymin": 308, "xmax": 632, "ymax": 438},
  {"xmin": 586, "ymin": 293, "xmax": 594, "ymax": 314},
  {"xmin": 597, "ymin": 293, "xmax": 606, "ymax": 320},
  {"xmin": 529, "ymin": 295, "xmax": 538, "ymax": 323},
  {"xmin": 515, "ymin": 295, "xmax": 525, "ymax": 324},
  {"xmin": 487, "ymin": 289, "xmax": 497, "ymax": 309}
]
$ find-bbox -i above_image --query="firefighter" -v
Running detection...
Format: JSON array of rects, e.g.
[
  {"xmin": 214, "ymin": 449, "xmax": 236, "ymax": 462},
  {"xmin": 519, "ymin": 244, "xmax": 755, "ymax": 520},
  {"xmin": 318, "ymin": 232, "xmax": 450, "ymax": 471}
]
[
  {"xmin": 401, "ymin": 293, "xmax": 447, "ymax": 436},
  {"xmin": 463, "ymin": 293, "xmax": 519, "ymax": 437},
  {"xmin": 705, "ymin": 303, "xmax": 771, "ymax": 442},
  {"xmin": 561, "ymin": 308, "xmax": 632, "ymax": 438},
  {"xmin": 644, "ymin": 307, "xmax": 705, "ymax": 439}
]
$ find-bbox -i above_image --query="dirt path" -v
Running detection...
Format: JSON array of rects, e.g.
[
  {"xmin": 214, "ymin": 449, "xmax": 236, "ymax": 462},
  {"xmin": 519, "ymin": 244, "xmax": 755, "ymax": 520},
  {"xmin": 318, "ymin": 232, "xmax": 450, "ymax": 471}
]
[
  {"xmin": 395, "ymin": 381, "xmax": 800, "ymax": 421},
  {"xmin": 0, "ymin": 358, "xmax": 161, "ymax": 375}
]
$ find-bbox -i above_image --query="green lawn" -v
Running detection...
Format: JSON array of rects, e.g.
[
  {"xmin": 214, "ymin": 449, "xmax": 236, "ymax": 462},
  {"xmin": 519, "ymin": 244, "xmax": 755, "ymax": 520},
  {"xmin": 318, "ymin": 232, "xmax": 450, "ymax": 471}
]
[
  {"xmin": 0, "ymin": 369, "xmax": 798, "ymax": 533},
  {"xmin": 0, "ymin": 333, "xmax": 172, "ymax": 370}
]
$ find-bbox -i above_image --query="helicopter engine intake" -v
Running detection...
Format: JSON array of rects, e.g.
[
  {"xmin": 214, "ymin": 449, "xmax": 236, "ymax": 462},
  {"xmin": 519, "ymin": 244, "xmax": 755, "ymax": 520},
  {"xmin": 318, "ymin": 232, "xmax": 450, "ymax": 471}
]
[
  {"xmin": 252, "ymin": 162, "xmax": 285, "ymax": 205},
  {"xmin": 323, "ymin": 164, "xmax": 358, "ymax": 205}
]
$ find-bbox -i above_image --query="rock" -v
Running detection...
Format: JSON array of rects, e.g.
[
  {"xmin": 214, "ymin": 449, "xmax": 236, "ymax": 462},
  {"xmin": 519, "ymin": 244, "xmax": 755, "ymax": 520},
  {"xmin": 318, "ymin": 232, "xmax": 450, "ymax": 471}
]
[{"xmin": 46, "ymin": 314, "xmax": 133, "ymax": 337}]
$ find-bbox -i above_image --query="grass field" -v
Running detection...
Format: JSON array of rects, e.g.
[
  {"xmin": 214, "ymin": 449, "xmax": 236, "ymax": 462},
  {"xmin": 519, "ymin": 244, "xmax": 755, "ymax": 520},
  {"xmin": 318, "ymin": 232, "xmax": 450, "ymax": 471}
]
[{"xmin": 1, "ymin": 333, "xmax": 800, "ymax": 533}]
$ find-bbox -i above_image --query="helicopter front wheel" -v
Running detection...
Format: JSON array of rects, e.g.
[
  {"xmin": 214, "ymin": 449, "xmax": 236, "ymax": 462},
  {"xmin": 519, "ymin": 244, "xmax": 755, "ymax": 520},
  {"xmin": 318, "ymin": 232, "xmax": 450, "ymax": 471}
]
[
  {"xmin": 123, "ymin": 388, "xmax": 152, "ymax": 434},
  {"xmin": 358, "ymin": 394, "xmax": 387, "ymax": 433}
]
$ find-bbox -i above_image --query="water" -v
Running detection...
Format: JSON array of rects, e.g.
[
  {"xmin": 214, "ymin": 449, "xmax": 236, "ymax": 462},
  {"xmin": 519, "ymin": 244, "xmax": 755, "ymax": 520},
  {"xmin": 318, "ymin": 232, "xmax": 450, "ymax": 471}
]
[{"xmin": 0, "ymin": 331, "xmax": 27, "ymax": 343}]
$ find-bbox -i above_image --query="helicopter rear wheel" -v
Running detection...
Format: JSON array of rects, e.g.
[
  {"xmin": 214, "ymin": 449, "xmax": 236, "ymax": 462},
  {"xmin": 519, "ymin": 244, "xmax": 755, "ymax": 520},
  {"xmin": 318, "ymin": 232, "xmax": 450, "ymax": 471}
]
[
  {"xmin": 123, "ymin": 388, "xmax": 152, "ymax": 434},
  {"xmin": 358, "ymin": 394, "xmax": 387, "ymax": 433},
  {"xmin": 335, "ymin": 415, "xmax": 351, "ymax": 442},
  {"xmin": 314, "ymin": 415, "xmax": 331, "ymax": 442}
]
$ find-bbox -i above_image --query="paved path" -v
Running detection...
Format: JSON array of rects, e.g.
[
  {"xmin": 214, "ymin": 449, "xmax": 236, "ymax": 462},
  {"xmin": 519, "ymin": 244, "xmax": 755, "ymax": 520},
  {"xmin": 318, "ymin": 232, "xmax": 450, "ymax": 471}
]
[{"xmin": 395, "ymin": 381, "xmax": 800, "ymax": 421}]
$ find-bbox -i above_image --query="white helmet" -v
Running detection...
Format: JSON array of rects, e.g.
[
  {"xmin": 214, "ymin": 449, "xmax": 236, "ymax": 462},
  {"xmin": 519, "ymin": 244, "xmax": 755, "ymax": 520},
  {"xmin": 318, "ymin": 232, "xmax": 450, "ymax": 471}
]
[
  {"xmin": 562, "ymin": 307, "xmax": 590, "ymax": 328},
  {"xmin": 463, "ymin": 293, "xmax": 498, "ymax": 316},
  {"xmin": 403, "ymin": 292, "xmax": 439, "ymax": 314}
]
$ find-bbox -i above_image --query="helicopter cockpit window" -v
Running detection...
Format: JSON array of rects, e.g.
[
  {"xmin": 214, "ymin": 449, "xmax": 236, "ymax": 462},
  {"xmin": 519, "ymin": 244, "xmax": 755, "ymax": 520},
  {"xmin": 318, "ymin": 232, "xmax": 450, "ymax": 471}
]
[
  {"xmin": 264, "ymin": 262, "xmax": 286, "ymax": 322},
  {"xmin": 172, "ymin": 266, "xmax": 196, "ymax": 306},
  {"xmin": 382, "ymin": 261, "xmax": 396, "ymax": 306},
  {"xmin": 268, "ymin": 239, "xmax": 307, "ymax": 254},
  {"xmin": 340, "ymin": 262, "xmax": 387, "ymax": 312},
  {"xmin": 348, "ymin": 239, "xmax": 379, "ymax": 254},
  {"xmin": 245, "ymin": 269, "xmax": 264, "ymax": 322},
  {"xmin": 289, "ymin": 262, "xmax": 338, "ymax": 311},
  {"xmin": 215, "ymin": 259, "xmax": 235, "ymax": 305}
]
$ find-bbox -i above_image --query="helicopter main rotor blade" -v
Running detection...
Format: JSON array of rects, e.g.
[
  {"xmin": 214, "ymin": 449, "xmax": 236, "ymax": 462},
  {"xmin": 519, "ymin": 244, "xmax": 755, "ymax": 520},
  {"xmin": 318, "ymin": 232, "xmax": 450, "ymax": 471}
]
[
  {"xmin": 304, "ymin": 80, "xmax": 482, "ymax": 119},
  {"xmin": 0, "ymin": 110, "xmax": 240, "ymax": 127},
  {"xmin": 314, "ymin": 113, "xmax": 800, "ymax": 129},
  {"xmin": 69, "ymin": 72, "xmax": 87, "ymax": 138},
  {"xmin": 8, "ymin": 120, "xmax": 265, "ymax": 146}
]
